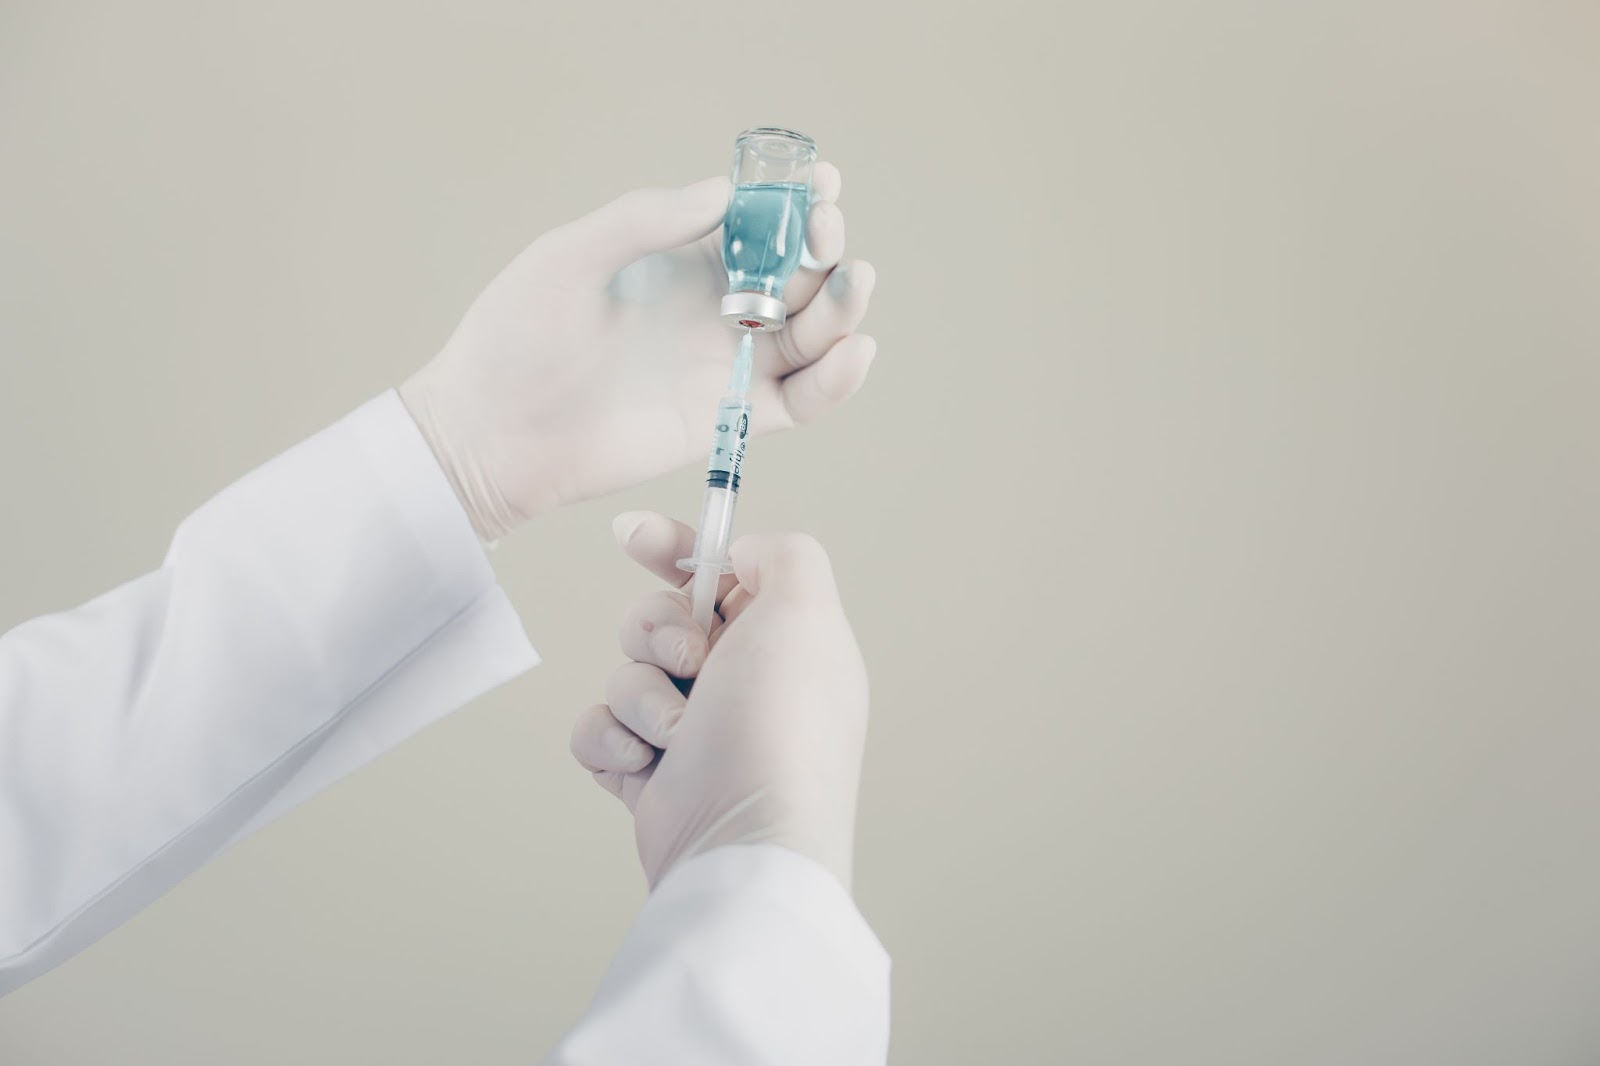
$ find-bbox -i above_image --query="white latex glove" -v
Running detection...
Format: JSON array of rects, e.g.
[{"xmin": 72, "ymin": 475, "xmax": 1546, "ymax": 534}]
[
  {"xmin": 570, "ymin": 511, "xmax": 869, "ymax": 890},
  {"xmin": 400, "ymin": 166, "xmax": 876, "ymax": 540}
]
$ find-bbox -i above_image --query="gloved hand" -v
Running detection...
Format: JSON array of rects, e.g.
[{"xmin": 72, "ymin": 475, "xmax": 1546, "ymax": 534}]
[
  {"xmin": 570, "ymin": 510, "xmax": 870, "ymax": 890},
  {"xmin": 399, "ymin": 167, "xmax": 876, "ymax": 540}
]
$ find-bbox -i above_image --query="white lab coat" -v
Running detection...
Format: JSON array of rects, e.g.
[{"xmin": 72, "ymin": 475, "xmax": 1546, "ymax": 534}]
[{"xmin": 0, "ymin": 392, "xmax": 890, "ymax": 1064}]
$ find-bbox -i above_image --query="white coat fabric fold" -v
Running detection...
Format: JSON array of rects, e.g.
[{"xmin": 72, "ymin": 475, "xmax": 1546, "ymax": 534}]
[{"xmin": 0, "ymin": 391, "xmax": 539, "ymax": 992}]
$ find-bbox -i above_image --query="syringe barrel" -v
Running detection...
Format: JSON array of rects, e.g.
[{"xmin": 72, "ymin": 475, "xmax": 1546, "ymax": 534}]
[
  {"xmin": 679, "ymin": 392, "xmax": 751, "ymax": 576},
  {"xmin": 704, "ymin": 395, "xmax": 751, "ymax": 492}
]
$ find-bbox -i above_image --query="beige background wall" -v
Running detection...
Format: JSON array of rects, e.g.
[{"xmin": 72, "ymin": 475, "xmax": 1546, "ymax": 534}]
[{"xmin": 2, "ymin": 1, "xmax": 1597, "ymax": 1062}]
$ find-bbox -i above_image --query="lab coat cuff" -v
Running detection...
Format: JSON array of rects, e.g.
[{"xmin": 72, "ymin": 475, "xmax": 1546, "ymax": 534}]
[
  {"xmin": 158, "ymin": 389, "xmax": 517, "ymax": 698},
  {"xmin": 653, "ymin": 844, "xmax": 891, "ymax": 988}
]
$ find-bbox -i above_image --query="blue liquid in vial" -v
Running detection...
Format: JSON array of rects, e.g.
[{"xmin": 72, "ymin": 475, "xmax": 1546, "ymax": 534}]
[{"xmin": 722, "ymin": 181, "xmax": 810, "ymax": 299}]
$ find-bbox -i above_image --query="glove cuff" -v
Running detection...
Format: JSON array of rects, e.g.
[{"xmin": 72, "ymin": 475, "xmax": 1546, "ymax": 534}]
[{"xmin": 397, "ymin": 374, "xmax": 522, "ymax": 543}]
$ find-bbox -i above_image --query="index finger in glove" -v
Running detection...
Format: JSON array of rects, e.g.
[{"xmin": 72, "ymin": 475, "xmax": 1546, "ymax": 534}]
[{"xmin": 549, "ymin": 177, "xmax": 731, "ymax": 279}]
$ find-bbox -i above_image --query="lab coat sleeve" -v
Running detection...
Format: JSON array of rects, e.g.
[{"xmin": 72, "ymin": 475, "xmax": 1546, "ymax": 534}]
[
  {"xmin": 0, "ymin": 391, "xmax": 539, "ymax": 994},
  {"xmin": 548, "ymin": 845, "xmax": 892, "ymax": 1066}
]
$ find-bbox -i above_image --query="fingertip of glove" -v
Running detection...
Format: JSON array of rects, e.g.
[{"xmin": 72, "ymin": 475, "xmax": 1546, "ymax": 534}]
[
  {"xmin": 681, "ymin": 175, "xmax": 731, "ymax": 216},
  {"xmin": 826, "ymin": 334, "xmax": 878, "ymax": 400},
  {"xmin": 828, "ymin": 257, "xmax": 876, "ymax": 299},
  {"xmin": 813, "ymin": 161, "xmax": 843, "ymax": 203},
  {"xmin": 851, "ymin": 259, "xmax": 877, "ymax": 295},
  {"xmin": 612, "ymin": 511, "xmax": 648, "ymax": 547}
]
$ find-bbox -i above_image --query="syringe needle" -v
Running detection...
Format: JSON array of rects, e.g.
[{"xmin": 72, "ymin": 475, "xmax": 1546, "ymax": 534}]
[{"xmin": 730, "ymin": 328, "xmax": 753, "ymax": 395}]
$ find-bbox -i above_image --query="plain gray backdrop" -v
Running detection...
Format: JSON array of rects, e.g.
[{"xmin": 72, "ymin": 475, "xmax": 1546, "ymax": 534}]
[{"xmin": 2, "ymin": 1, "xmax": 1597, "ymax": 1063}]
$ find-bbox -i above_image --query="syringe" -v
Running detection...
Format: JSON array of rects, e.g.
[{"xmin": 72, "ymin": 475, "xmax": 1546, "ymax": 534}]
[{"xmin": 679, "ymin": 329, "xmax": 755, "ymax": 633}]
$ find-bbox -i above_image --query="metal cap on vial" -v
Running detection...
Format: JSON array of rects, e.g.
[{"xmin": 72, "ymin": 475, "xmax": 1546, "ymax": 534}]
[{"xmin": 720, "ymin": 291, "xmax": 787, "ymax": 331}]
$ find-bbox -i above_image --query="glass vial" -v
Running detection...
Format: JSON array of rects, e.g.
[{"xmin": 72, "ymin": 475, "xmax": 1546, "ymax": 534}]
[{"xmin": 720, "ymin": 127, "xmax": 817, "ymax": 330}]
